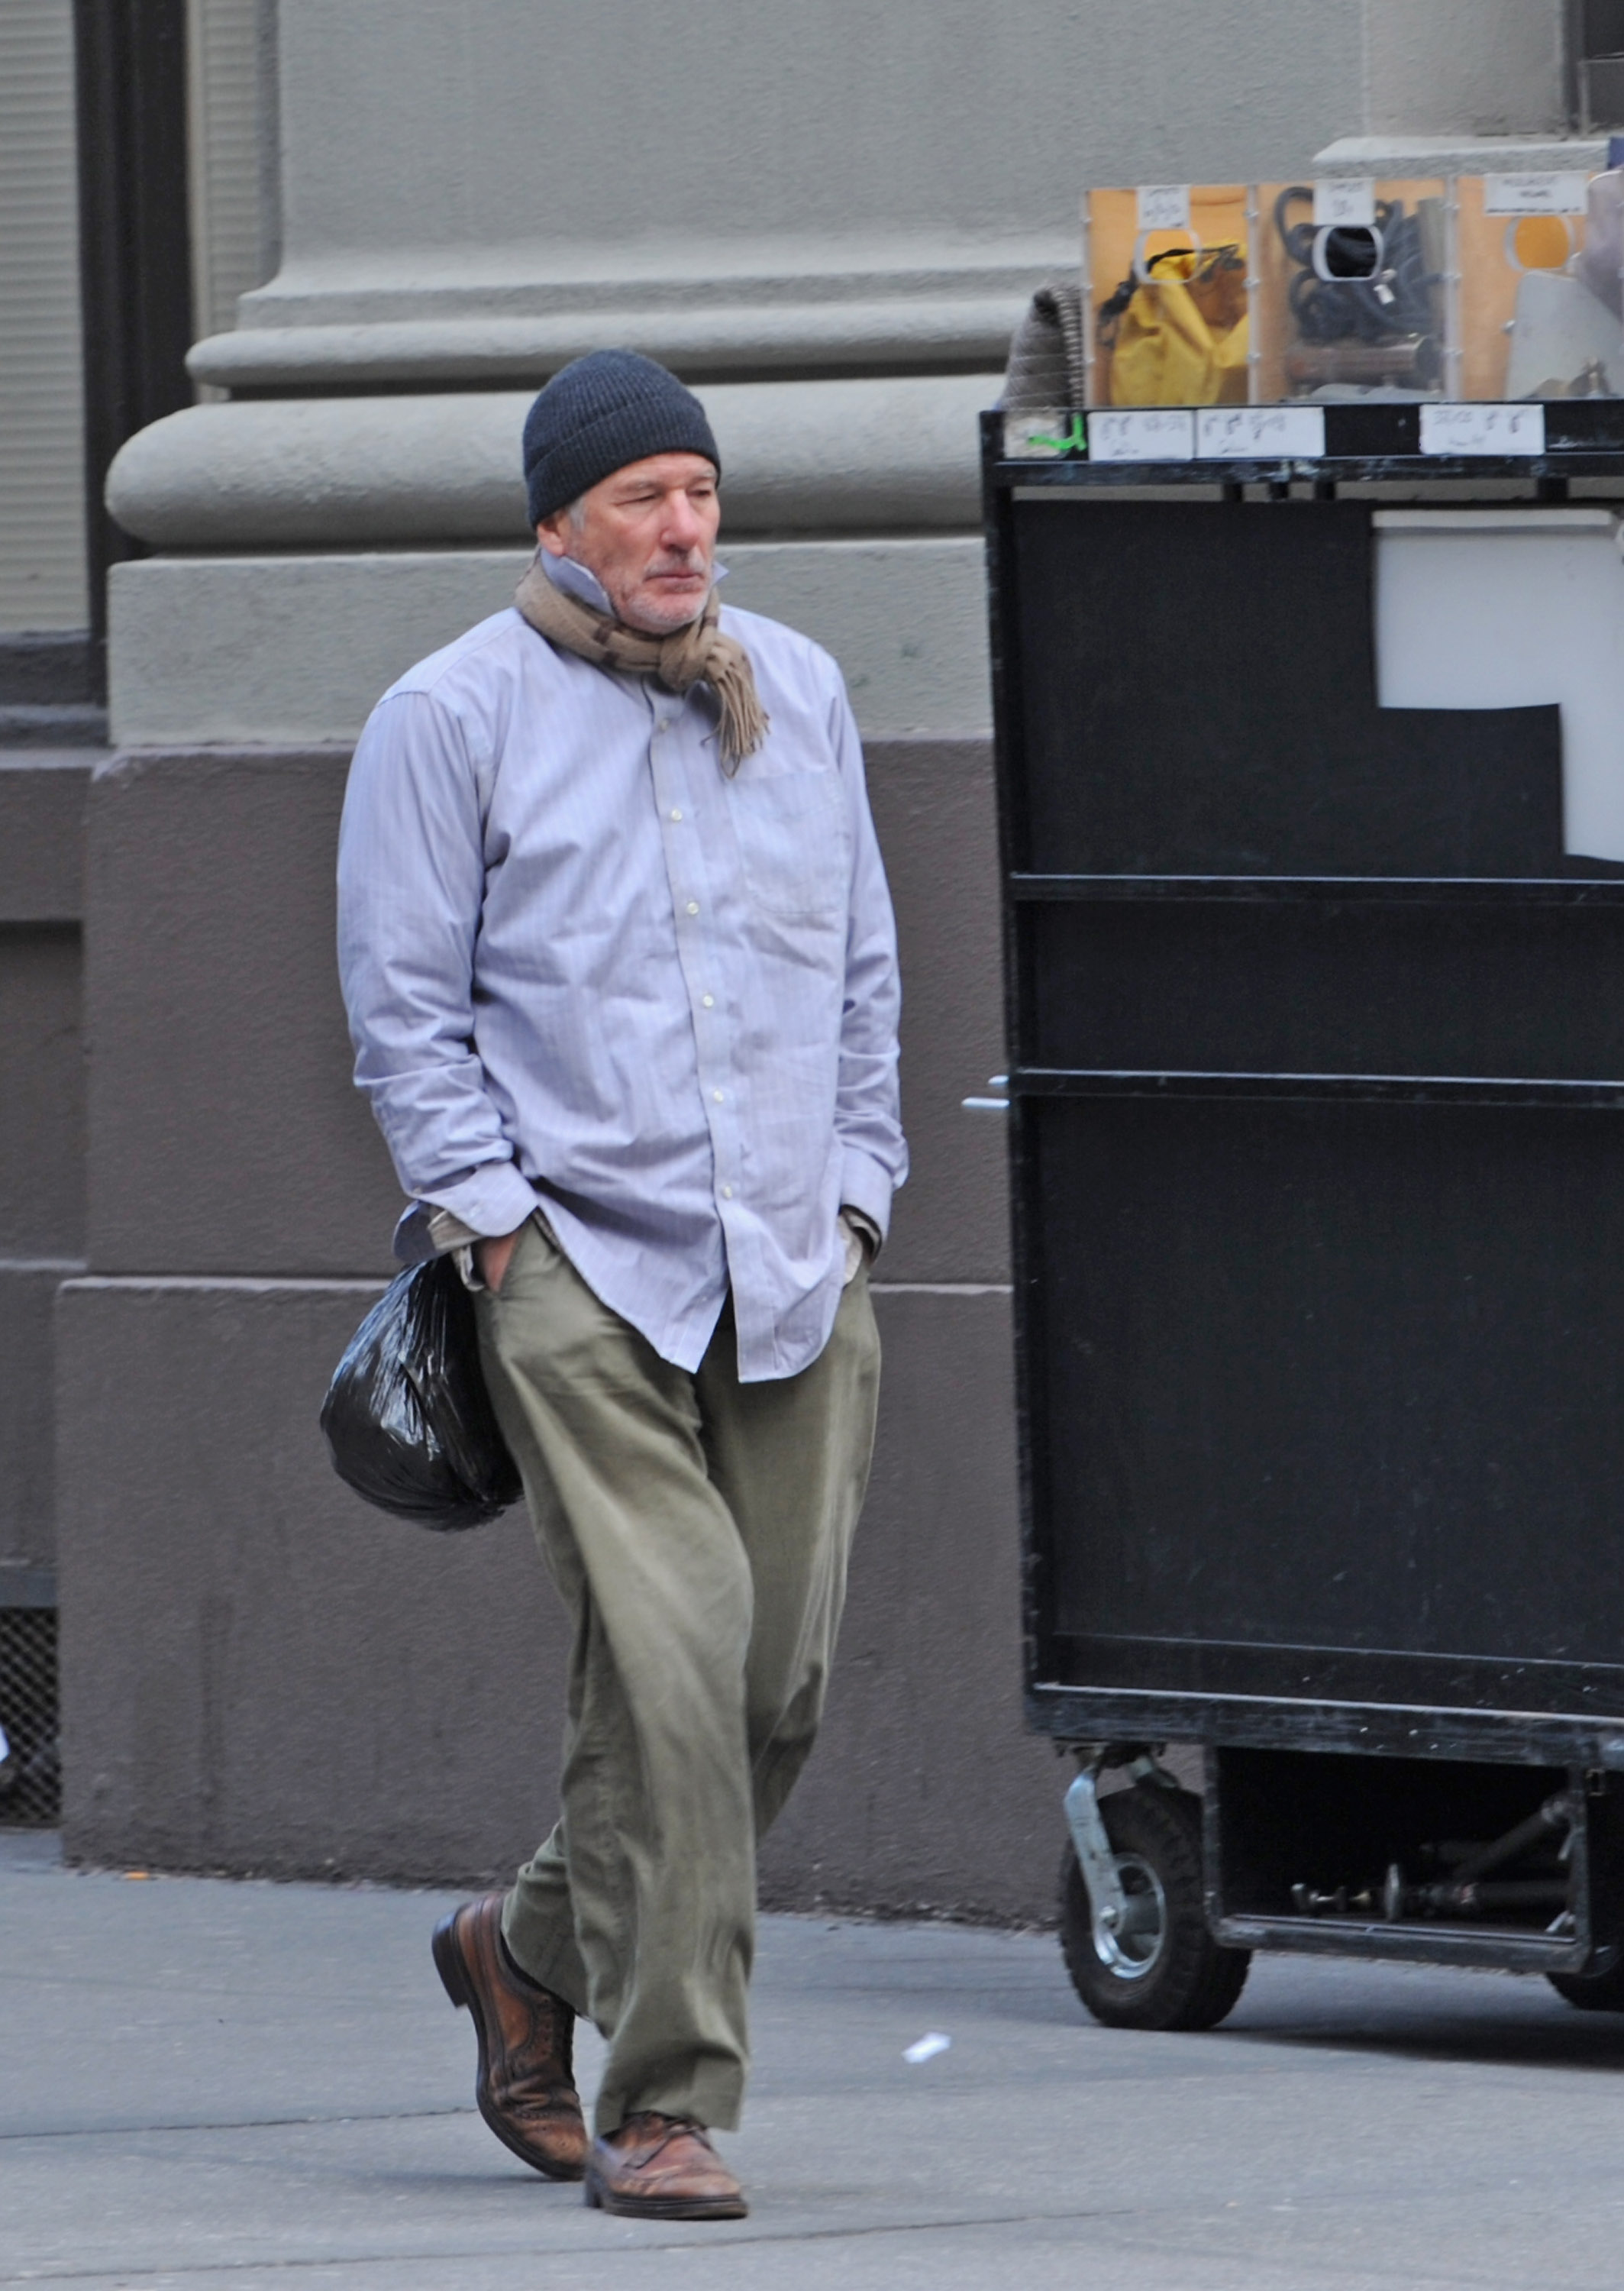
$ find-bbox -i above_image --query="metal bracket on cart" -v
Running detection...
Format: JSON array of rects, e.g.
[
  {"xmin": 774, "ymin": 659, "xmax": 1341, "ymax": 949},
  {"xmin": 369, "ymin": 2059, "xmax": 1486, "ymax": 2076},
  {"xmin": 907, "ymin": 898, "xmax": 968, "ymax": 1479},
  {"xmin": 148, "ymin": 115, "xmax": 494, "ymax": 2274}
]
[{"xmin": 1062, "ymin": 1741, "xmax": 1179, "ymax": 1960}]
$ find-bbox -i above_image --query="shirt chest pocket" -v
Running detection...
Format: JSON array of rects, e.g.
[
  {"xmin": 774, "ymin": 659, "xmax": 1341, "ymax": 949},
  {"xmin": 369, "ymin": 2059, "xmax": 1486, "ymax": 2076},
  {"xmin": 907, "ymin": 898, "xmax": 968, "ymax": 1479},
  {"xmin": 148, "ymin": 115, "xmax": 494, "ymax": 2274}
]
[{"xmin": 729, "ymin": 768, "xmax": 849, "ymax": 922}]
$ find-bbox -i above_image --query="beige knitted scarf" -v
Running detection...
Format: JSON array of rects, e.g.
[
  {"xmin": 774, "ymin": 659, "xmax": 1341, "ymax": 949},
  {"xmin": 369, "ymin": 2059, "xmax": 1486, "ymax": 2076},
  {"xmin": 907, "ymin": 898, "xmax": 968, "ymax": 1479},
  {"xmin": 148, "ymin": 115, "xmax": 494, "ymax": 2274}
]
[{"xmin": 514, "ymin": 554, "xmax": 769, "ymax": 774}]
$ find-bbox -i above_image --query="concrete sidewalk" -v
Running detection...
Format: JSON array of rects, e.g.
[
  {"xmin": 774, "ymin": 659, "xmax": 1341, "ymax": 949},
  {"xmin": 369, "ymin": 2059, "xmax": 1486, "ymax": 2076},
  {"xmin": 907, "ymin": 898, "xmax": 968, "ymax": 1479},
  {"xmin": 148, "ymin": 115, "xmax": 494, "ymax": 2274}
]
[{"xmin": 7, "ymin": 1829, "xmax": 1624, "ymax": 2289}]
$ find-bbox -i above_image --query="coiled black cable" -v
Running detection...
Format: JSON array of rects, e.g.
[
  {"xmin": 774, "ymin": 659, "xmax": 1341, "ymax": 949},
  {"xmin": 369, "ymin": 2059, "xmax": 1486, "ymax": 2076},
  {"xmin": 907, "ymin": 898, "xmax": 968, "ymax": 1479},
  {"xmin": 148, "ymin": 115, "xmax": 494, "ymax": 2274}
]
[{"xmin": 1273, "ymin": 184, "xmax": 1442, "ymax": 347}]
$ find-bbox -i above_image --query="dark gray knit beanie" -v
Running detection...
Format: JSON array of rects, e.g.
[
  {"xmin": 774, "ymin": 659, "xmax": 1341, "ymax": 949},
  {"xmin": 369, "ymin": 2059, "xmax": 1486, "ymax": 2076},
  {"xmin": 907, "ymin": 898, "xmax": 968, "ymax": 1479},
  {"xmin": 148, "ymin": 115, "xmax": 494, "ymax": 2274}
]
[{"xmin": 522, "ymin": 351, "xmax": 720, "ymax": 525}]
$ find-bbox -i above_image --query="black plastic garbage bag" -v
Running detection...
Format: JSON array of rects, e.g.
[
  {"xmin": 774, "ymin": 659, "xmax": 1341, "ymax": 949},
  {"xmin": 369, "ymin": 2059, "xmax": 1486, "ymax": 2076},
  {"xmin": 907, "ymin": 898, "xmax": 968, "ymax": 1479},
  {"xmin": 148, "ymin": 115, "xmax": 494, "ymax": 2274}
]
[{"xmin": 320, "ymin": 1255, "xmax": 522, "ymax": 1529}]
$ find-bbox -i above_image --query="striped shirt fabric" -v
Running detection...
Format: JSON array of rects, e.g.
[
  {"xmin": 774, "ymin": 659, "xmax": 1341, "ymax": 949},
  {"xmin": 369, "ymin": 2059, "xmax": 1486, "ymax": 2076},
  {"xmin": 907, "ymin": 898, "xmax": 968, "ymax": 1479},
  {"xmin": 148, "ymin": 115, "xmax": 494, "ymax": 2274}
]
[{"xmin": 337, "ymin": 599, "xmax": 906, "ymax": 1382}]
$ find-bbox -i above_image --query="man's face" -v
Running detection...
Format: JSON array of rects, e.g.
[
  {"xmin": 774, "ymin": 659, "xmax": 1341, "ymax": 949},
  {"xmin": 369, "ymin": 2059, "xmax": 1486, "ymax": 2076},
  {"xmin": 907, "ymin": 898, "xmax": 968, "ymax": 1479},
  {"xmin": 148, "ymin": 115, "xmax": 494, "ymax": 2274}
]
[{"xmin": 537, "ymin": 451, "xmax": 721, "ymax": 636}]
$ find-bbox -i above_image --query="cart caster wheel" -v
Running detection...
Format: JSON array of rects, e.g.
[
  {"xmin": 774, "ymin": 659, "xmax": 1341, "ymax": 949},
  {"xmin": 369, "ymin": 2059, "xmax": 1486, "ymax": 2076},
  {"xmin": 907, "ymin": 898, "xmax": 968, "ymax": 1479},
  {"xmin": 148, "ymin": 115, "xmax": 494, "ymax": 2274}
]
[
  {"xmin": 1059, "ymin": 1783, "xmax": 1250, "ymax": 2032},
  {"xmin": 1548, "ymin": 1960, "xmax": 1624, "ymax": 2011}
]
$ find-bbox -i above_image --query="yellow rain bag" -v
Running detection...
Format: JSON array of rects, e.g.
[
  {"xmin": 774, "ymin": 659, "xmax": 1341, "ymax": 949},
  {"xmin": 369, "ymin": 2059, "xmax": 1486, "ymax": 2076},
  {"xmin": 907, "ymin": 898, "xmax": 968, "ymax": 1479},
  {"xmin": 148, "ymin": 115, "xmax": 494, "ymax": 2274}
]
[{"xmin": 1101, "ymin": 245, "xmax": 1250, "ymax": 407}]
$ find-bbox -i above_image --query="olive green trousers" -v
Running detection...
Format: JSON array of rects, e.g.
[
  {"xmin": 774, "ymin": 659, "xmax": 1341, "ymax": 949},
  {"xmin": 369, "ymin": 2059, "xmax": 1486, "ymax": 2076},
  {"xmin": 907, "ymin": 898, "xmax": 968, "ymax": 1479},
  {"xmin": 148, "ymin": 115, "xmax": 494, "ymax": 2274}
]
[{"xmin": 474, "ymin": 1215, "xmax": 881, "ymax": 2135}]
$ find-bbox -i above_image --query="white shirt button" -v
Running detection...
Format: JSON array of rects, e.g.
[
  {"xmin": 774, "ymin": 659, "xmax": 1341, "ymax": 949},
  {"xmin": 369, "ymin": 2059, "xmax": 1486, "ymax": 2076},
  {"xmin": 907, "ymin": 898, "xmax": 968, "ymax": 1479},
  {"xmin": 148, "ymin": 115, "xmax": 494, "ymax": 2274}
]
[
  {"xmin": 721, "ymin": 1184, "xmax": 734, "ymax": 1199},
  {"xmin": 713, "ymin": 1089, "xmax": 725, "ymax": 1103},
  {"xmin": 686, "ymin": 900, "xmax": 699, "ymax": 916},
  {"xmin": 702, "ymin": 993, "xmax": 715, "ymax": 1008},
  {"xmin": 670, "ymin": 808, "xmax": 683, "ymax": 822}
]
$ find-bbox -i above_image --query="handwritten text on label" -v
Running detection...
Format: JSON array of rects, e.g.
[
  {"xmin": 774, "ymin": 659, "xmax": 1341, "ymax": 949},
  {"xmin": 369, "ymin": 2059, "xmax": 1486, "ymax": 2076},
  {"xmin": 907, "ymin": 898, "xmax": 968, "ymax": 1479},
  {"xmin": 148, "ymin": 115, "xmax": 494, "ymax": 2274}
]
[
  {"xmin": 1136, "ymin": 184, "xmax": 1191, "ymax": 231},
  {"xmin": 1195, "ymin": 406, "xmax": 1327, "ymax": 460},
  {"xmin": 1418, "ymin": 402, "xmax": 1546, "ymax": 457},
  {"xmin": 1088, "ymin": 409, "xmax": 1196, "ymax": 464},
  {"xmin": 1484, "ymin": 173, "xmax": 1590, "ymax": 216},
  {"xmin": 1313, "ymin": 179, "xmax": 1376, "ymax": 229}
]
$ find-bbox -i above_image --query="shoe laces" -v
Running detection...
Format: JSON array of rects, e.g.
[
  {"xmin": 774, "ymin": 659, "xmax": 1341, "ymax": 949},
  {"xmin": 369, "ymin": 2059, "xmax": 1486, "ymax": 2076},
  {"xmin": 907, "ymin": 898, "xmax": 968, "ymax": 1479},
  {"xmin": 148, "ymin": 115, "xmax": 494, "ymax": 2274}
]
[{"xmin": 618, "ymin": 2110, "xmax": 709, "ymax": 2161}]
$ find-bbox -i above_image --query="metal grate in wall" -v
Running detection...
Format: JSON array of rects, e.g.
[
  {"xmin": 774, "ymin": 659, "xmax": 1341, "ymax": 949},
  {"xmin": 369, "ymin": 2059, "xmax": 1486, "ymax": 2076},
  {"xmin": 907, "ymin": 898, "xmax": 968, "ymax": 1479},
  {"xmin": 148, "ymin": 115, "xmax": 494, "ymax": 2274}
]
[{"xmin": 0, "ymin": 1576, "xmax": 60, "ymax": 1826}]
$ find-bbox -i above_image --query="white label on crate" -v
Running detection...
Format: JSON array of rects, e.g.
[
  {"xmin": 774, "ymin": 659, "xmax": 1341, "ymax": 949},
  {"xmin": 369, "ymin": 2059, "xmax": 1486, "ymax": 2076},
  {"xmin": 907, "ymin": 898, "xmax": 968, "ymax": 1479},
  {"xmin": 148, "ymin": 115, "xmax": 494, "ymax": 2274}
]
[
  {"xmin": 1196, "ymin": 406, "xmax": 1327, "ymax": 460},
  {"xmin": 1087, "ymin": 409, "xmax": 1196, "ymax": 463},
  {"xmin": 1312, "ymin": 179, "xmax": 1377, "ymax": 228},
  {"xmin": 1418, "ymin": 402, "xmax": 1546, "ymax": 456},
  {"xmin": 1001, "ymin": 409, "xmax": 1087, "ymax": 460},
  {"xmin": 1484, "ymin": 172, "xmax": 1590, "ymax": 216},
  {"xmin": 1136, "ymin": 183, "xmax": 1191, "ymax": 231}
]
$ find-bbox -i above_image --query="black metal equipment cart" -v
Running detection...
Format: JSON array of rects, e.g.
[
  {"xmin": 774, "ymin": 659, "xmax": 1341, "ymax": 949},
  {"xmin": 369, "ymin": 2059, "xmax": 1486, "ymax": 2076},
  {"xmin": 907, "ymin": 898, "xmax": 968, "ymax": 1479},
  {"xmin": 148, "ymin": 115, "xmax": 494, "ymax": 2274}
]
[{"xmin": 983, "ymin": 400, "xmax": 1624, "ymax": 2032}]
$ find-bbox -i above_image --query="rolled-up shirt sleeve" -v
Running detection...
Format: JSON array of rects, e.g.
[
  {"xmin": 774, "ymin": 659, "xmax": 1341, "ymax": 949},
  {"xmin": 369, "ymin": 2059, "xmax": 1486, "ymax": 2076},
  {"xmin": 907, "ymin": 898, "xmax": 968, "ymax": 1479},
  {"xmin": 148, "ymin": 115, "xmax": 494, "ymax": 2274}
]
[
  {"xmin": 829, "ymin": 682, "xmax": 909, "ymax": 1239},
  {"xmin": 337, "ymin": 690, "xmax": 538, "ymax": 1239}
]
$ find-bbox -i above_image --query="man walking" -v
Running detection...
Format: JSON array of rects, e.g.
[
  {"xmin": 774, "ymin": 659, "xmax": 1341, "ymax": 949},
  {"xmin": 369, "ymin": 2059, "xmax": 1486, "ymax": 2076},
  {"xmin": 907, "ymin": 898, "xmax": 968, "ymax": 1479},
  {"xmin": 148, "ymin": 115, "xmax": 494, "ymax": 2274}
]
[{"xmin": 337, "ymin": 352, "xmax": 906, "ymax": 2219}]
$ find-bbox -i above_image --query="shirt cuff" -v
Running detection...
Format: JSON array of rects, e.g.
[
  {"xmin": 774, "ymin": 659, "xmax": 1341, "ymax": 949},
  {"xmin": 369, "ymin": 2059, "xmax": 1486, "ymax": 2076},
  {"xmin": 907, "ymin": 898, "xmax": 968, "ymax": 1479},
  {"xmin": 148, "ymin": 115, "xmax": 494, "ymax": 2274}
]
[
  {"xmin": 838, "ymin": 1148, "xmax": 895, "ymax": 1246},
  {"xmin": 391, "ymin": 1164, "xmax": 539, "ymax": 1263},
  {"xmin": 840, "ymin": 1204, "xmax": 881, "ymax": 1257},
  {"xmin": 425, "ymin": 1206, "xmax": 481, "ymax": 1254}
]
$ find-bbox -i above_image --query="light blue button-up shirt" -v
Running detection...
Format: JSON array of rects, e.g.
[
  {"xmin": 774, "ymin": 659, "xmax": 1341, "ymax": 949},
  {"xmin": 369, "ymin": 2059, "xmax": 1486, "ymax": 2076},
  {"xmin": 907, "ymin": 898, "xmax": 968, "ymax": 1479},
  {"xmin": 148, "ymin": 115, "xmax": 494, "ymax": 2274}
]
[{"xmin": 337, "ymin": 586, "xmax": 906, "ymax": 1382}]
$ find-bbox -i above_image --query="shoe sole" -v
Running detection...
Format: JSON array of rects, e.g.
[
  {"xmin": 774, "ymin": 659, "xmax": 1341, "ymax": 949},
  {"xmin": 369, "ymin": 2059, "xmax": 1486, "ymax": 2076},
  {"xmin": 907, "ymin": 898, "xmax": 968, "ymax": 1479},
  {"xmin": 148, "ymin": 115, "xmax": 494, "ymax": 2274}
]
[
  {"xmin": 431, "ymin": 1910, "xmax": 586, "ymax": 2183},
  {"xmin": 584, "ymin": 2172, "xmax": 748, "ymax": 2220}
]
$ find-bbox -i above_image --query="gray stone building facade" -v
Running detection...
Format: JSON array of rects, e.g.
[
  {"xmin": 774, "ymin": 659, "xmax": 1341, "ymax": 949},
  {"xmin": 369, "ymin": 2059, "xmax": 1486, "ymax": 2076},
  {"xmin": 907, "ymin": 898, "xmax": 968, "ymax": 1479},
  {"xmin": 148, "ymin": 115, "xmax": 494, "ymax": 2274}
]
[{"xmin": 0, "ymin": 1, "xmax": 1604, "ymax": 1915}]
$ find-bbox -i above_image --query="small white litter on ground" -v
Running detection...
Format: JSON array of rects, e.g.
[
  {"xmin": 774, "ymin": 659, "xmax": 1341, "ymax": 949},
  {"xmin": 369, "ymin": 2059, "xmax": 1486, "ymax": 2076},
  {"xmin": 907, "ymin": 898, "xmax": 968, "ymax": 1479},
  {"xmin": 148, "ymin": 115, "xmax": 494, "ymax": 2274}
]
[{"xmin": 903, "ymin": 2031, "xmax": 952, "ymax": 2064}]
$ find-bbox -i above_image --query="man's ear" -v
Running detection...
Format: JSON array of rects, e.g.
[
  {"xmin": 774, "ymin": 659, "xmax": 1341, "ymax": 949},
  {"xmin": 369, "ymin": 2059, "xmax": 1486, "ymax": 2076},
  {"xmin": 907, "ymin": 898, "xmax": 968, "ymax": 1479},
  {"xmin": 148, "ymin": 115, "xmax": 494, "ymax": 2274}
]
[{"xmin": 534, "ymin": 516, "xmax": 570, "ymax": 558}]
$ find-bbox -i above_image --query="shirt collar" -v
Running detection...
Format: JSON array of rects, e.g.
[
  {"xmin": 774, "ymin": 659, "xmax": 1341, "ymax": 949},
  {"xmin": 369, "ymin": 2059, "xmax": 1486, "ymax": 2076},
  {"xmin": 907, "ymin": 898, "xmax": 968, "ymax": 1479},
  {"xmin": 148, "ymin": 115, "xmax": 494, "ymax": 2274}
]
[{"xmin": 541, "ymin": 550, "xmax": 729, "ymax": 622}]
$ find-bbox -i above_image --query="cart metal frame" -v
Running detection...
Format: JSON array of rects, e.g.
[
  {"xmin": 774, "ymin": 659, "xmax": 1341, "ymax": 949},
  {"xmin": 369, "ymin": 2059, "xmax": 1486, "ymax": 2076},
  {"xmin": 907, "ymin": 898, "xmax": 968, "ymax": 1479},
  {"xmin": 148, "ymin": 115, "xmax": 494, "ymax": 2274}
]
[{"xmin": 983, "ymin": 399, "xmax": 1624, "ymax": 1984}]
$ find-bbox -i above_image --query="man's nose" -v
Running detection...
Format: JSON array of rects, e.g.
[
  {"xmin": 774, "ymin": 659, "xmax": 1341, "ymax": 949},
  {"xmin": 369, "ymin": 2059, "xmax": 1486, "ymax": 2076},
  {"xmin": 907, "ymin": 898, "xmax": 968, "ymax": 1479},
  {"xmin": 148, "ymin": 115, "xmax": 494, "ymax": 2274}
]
[{"xmin": 660, "ymin": 493, "xmax": 705, "ymax": 552}]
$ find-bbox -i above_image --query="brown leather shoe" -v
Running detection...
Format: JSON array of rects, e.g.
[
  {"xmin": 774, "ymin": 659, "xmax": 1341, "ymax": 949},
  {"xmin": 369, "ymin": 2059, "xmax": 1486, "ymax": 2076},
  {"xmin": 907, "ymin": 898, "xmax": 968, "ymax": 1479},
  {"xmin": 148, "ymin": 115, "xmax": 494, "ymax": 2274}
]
[
  {"xmin": 431, "ymin": 1893, "xmax": 587, "ymax": 2180},
  {"xmin": 584, "ymin": 2112, "xmax": 747, "ymax": 2219}
]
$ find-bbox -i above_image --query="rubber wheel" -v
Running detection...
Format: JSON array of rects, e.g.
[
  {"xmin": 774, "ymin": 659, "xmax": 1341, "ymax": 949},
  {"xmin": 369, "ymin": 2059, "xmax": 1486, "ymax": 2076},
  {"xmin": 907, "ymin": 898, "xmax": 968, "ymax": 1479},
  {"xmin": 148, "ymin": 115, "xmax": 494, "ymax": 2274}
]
[
  {"xmin": 1059, "ymin": 1784, "xmax": 1251, "ymax": 2032},
  {"xmin": 1548, "ymin": 1958, "xmax": 1624, "ymax": 2011}
]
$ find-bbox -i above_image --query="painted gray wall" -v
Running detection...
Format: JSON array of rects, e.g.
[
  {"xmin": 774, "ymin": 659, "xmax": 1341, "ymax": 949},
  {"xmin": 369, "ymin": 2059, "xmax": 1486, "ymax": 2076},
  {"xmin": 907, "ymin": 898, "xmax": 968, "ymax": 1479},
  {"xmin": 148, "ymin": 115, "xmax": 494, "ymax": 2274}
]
[
  {"xmin": 58, "ymin": 0, "xmax": 1586, "ymax": 1907},
  {"xmin": 106, "ymin": 541, "xmax": 993, "ymax": 748},
  {"xmin": 235, "ymin": 0, "xmax": 1567, "ymax": 347},
  {"xmin": 78, "ymin": 738, "xmax": 1006, "ymax": 1284},
  {"xmin": 1364, "ymin": 1, "xmax": 1564, "ymax": 137},
  {"xmin": 57, "ymin": 1281, "xmax": 1048, "ymax": 1917},
  {"xmin": 108, "ymin": 380, "xmax": 991, "ymax": 548},
  {"xmin": 270, "ymin": 0, "xmax": 1359, "ymax": 288},
  {"xmin": 57, "ymin": 734, "xmax": 1028, "ymax": 1908},
  {"xmin": 187, "ymin": 0, "xmax": 283, "ymax": 339}
]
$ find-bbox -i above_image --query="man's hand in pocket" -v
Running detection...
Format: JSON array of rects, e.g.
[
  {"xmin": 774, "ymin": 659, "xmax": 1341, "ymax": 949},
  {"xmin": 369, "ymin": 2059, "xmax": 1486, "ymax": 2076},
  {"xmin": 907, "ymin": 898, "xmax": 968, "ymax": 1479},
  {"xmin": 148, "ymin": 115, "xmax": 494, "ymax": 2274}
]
[{"xmin": 474, "ymin": 1226, "xmax": 526, "ymax": 1294}]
